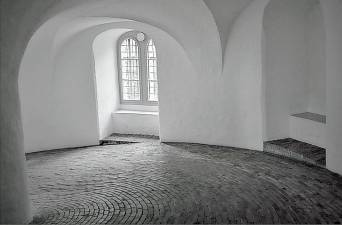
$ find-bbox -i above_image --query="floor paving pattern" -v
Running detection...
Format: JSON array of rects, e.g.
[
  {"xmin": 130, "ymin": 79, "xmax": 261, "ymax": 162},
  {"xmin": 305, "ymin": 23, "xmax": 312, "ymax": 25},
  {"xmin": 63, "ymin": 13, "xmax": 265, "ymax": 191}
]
[{"xmin": 27, "ymin": 141, "xmax": 342, "ymax": 224}]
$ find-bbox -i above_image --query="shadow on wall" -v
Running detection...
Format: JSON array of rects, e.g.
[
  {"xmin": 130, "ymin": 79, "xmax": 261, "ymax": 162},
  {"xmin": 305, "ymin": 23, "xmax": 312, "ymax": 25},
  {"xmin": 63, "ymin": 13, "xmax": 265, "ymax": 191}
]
[{"xmin": 92, "ymin": 28, "xmax": 130, "ymax": 139}]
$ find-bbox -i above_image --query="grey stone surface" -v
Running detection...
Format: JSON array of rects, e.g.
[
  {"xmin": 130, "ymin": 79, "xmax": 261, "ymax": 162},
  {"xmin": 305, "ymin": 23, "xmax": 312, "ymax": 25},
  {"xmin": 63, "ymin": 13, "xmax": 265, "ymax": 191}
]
[
  {"xmin": 264, "ymin": 138, "xmax": 326, "ymax": 166},
  {"xmin": 100, "ymin": 133, "xmax": 160, "ymax": 145},
  {"xmin": 292, "ymin": 112, "xmax": 326, "ymax": 124},
  {"xmin": 27, "ymin": 142, "xmax": 342, "ymax": 224}
]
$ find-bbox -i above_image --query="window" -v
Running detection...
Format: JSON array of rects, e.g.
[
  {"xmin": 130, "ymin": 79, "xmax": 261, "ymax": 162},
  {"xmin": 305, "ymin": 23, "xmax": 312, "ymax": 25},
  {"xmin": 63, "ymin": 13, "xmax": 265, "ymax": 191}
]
[
  {"xmin": 120, "ymin": 38, "xmax": 140, "ymax": 101},
  {"xmin": 118, "ymin": 32, "xmax": 158, "ymax": 105},
  {"xmin": 147, "ymin": 40, "xmax": 158, "ymax": 102}
]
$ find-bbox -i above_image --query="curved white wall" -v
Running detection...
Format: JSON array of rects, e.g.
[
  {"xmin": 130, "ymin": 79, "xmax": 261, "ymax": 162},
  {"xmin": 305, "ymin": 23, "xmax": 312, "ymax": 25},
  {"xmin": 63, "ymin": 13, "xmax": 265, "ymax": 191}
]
[
  {"xmin": 20, "ymin": 17, "xmax": 199, "ymax": 152},
  {"xmin": 17, "ymin": 0, "xmax": 342, "ymax": 175},
  {"xmin": 47, "ymin": 0, "xmax": 222, "ymax": 80},
  {"xmin": 93, "ymin": 29, "xmax": 129, "ymax": 139},
  {"xmin": 308, "ymin": 2, "xmax": 326, "ymax": 115},
  {"xmin": 321, "ymin": 0, "xmax": 342, "ymax": 175},
  {"xmin": 217, "ymin": 0, "xmax": 270, "ymax": 150},
  {"xmin": 263, "ymin": 0, "xmax": 312, "ymax": 141},
  {"xmin": 263, "ymin": 0, "xmax": 326, "ymax": 141},
  {"xmin": 4, "ymin": 0, "xmax": 342, "ymax": 223},
  {"xmin": 18, "ymin": 0, "xmax": 222, "ymax": 152},
  {"xmin": 20, "ymin": 0, "xmax": 272, "ymax": 152},
  {"xmin": 204, "ymin": 0, "xmax": 252, "ymax": 60},
  {"xmin": 20, "ymin": 20, "xmax": 103, "ymax": 152}
]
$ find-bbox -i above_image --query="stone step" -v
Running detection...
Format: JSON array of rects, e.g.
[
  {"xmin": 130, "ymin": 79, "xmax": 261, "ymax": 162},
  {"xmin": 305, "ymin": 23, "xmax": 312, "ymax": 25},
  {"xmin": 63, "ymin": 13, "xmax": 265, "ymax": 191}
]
[
  {"xmin": 100, "ymin": 133, "xmax": 160, "ymax": 146},
  {"xmin": 264, "ymin": 138, "xmax": 326, "ymax": 167}
]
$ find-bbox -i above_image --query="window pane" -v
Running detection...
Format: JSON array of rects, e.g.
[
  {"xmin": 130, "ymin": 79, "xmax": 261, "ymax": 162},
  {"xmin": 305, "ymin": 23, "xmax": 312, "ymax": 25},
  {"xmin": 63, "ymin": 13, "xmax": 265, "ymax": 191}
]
[
  {"xmin": 122, "ymin": 80, "xmax": 140, "ymax": 100},
  {"xmin": 121, "ymin": 38, "xmax": 140, "ymax": 101},
  {"xmin": 147, "ymin": 40, "xmax": 158, "ymax": 101}
]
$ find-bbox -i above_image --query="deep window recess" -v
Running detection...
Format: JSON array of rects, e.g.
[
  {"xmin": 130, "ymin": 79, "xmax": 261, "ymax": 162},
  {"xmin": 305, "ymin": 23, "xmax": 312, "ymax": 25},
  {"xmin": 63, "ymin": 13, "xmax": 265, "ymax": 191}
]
[{"xmin": 118, "ymin": 31, "xmax": 158, "ymax": 105}]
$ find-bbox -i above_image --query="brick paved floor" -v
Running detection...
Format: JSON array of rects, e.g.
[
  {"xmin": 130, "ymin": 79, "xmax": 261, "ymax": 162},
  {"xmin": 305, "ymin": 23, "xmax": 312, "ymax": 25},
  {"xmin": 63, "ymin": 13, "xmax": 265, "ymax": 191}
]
[
  {"xmin": 100, "ymin": 133, "xmax": 160, "ymax": 146},
  {"xmin": 27, "ymin": 142, "xmax": 342, "ymax": 224},
  {"xmin": 264, "ymin": 138, "xmax": 326, "ymax": 166}
]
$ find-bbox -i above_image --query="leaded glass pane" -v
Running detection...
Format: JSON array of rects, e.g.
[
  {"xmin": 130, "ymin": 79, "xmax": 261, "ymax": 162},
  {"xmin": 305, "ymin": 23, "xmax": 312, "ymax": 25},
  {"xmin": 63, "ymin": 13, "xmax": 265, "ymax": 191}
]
[
  {"xmin": 147, "ymin": 40, "xmax": 158, "ymax": 102},
  {"xmin": 120, "ymin": 38, "xmax": 140, "ymax": 101}
]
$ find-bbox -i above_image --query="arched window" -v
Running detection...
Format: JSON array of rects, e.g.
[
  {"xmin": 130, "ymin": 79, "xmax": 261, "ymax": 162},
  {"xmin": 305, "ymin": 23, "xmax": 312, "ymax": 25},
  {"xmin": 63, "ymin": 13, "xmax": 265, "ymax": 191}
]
[
  {"xmin": 120, "ymin": 38, "xmax": 141, "ymax": 101},
  {"xmin": 118, "ymin": 32, "xmax": 158, "ymax": 105},
  {"xmin": 147, "ymin": 40, "xmax": 158, "ymax": 101}
]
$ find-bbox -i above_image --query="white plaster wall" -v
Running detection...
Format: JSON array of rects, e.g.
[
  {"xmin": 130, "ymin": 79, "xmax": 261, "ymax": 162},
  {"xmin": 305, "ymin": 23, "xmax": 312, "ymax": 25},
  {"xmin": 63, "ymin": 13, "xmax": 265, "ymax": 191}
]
[
  {"xmin": 263, "ymin": 0, "xmax": 312, "ymax": 141},
  {"xmin": 289, "ymin": 116, "xmax": 326, "ymax": 148},
  {"xmin": 19, "ymin": 19, "xmax": 108, "ymax": 153},
  {"xmin": 93, "ymin": 28, "xmax": 160, "ymax": 139},
  {"xmin": 93, "ymin": 29, "xmax": 129, "ymax": 140},
  {"xmin": 167, "ymin": 0, "xmax": 269, "ymax": 150},
  {"xmin": 203, "ymin": 0, "xmax": 253, "ymax": 59},
  {"xmin": 20, "ymin": 18, "xmax": 197, "ymax": 152},
  {"xmin": 112, "ymin": 112, "xmax": 159, "ymax": 136},
  {"xmin": 18, "ymin": 18, "xmax": 67, "ymax": 152},
  {"xmin": 4, "ymin": 0, "xmax": 341, "ymax": 178},
  {"xmin": 321, "ymin": 0, "xmax": 342, "ymax": 175},
  {"xmin": 214, "ymin": 0, "xmax": 270, "ymax": 150},
  {"xmin": 20, "ymin": 25, "xmax": 102, "ymax": 153},
  {"xmin": 5, "ymin": 0, "xmax": 342, "ymax": 222},
  {"xmin": 307, "ymin": 2, "xmax": 326, "ymax": 115},
  {"xmin": 19, "ymin": 0, "xmax": 273, "ymax": 152},
  {"xmin": 49, "ymin": 0, "xmax": 222, "ymax": 81},
  {"xmin": 52, "ymin": 30, "xmax": 101, "ymax": 149},
  {"xmin": 19, "ymin": 0, "xmax": 222, "ymax": 152}
]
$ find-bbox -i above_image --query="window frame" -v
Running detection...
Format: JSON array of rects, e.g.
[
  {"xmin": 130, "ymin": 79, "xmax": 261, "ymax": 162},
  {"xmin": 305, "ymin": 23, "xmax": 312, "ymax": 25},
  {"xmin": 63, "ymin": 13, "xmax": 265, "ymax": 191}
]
[
  {"xmin": 117, "ymin": 31, "xmax": 158, "ymax": 106},
  {"xmin": 146, "ymin": 39, "xmax": 158, "ymax": 102}
]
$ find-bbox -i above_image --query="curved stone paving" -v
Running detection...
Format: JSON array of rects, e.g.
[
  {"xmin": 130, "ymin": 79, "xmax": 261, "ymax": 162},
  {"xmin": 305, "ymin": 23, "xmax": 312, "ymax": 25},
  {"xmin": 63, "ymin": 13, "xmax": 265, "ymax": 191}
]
[{"xmin": 27, "ymin": 142, "xmax": 342, "ymax": 224}]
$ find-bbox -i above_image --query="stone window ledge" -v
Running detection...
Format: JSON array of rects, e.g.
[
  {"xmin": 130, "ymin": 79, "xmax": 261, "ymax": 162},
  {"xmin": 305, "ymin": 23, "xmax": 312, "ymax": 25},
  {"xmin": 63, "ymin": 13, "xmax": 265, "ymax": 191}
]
[
  {"xmin": 291, "ymin": 112, "xmax": 326, "ymax": 124},
  {"xmin": 112, "ymin": 110, "xmax": 159, "ymax": 116}
]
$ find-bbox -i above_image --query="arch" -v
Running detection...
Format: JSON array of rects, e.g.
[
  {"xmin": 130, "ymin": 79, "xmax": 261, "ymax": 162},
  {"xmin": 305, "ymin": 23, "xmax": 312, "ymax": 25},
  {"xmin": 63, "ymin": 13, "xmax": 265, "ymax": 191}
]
[
  {"xmin": 15, "ymin": 0, "xmax": 223, "ymax": 155},
  {"xmin": 19, "ymin": 17, "xmax": 196, "ymax": 152},
  {"xmin": 203, "ymin": 0, "xmax": 253, "ymax": 66},
  {"xmin": 34, "ymin": 0, "xmax": 221, "ymax": 79},
  {"xmin": 3, "ymin": 0, "xmax": 342, "ymax": 223}
]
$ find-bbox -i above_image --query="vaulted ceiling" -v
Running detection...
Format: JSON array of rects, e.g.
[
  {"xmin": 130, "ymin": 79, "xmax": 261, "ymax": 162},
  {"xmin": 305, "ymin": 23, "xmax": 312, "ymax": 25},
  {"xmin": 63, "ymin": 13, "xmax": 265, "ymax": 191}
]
[{"xmin": 204, "ymin": 0, "xmax": 252, "ymax": 52}]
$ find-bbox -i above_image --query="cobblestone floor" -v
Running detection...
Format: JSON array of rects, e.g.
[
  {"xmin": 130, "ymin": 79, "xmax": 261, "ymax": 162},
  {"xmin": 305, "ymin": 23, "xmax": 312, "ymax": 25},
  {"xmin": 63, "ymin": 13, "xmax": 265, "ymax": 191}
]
[{"xmin": 27, "ymin": 142, "xmax": 342, "ymax": 224}]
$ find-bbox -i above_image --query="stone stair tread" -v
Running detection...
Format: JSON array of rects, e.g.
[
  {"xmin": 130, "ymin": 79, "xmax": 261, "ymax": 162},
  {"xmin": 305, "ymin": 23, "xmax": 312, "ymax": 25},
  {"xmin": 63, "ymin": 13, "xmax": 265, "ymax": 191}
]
[
  {"xmin": 264, "ymin": 138, "xmax": 326, "ymax": 167},
  {"xmin": 100, "ymin": 133, "xmax": 160, "ymax": 145}
]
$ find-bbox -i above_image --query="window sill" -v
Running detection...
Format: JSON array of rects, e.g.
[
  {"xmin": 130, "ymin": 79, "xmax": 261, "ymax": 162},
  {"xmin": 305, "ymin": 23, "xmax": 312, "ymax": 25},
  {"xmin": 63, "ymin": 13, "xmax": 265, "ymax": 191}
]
[{"xmin": 113, "ymin": 110, "xmax": 159, "ymax": 116}]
